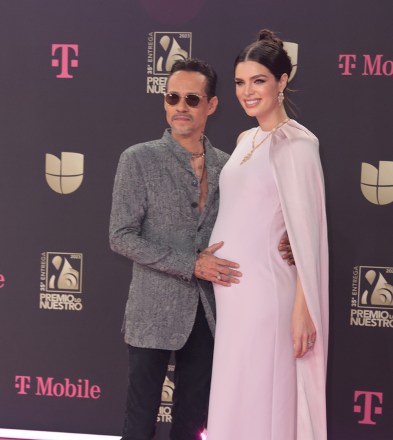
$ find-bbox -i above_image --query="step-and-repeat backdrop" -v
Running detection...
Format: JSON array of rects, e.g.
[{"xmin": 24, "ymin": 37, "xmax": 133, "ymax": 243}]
[{"xmin": 1, "ymin": 1, "xmax": 392, "ymax": 439}]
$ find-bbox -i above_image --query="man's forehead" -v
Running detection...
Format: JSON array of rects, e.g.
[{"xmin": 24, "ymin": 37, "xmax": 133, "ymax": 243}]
[{"xmin": 166, "ymin": 70, "xmax": 207, "ymax": 91}]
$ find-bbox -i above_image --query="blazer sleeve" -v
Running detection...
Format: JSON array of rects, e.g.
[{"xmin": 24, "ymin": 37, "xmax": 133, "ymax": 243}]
[{"xmin": 109, "ymin": 150, "xmax": 196, "ymax": 281}]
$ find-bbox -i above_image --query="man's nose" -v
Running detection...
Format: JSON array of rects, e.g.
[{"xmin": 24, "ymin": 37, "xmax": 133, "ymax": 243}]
[{"xmin": 176, "ymin": 97, "xmax": 189, "ymax": 111}]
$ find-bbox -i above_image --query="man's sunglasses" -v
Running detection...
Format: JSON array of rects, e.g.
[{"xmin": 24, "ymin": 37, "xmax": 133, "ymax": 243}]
[{"xmin": 164, "ymin": 92, "xmax": 208, "ymax": 108}]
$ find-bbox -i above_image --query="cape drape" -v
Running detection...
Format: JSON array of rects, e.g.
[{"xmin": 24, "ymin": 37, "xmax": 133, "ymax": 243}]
[{"xmin": 270, "ymin": 120, "xmax": 329, "ymax": 440}]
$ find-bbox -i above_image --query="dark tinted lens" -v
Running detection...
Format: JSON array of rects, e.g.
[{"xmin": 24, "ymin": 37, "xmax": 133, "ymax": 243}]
[
  {"xmin": 165, "ymin": 93, "xmax": 180, "ymax": 105},
  {"xmin": 184, "ymin": 94, "xmax": 201, "ymax": 107}
]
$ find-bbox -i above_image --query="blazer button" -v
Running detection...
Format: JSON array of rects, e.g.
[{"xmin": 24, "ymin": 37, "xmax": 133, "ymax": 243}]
[
  {"xmin": 191, "ymin": 202, "xmax": 198, "ymax": 208},
  {"xmin": 192, "ymin": 179, "xmax": 198, "ymax": 186}
]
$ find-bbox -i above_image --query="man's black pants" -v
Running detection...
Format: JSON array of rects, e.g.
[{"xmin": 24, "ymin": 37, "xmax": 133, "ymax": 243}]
[{"xmin": 121, "ymin": 300, "xmax": 214, "ymax": 440}]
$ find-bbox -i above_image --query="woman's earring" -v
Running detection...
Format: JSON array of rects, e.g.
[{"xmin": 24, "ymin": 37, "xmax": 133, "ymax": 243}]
[{"xmin": 278, "ymin": 92, "xmax": 284, "ymax": 105}]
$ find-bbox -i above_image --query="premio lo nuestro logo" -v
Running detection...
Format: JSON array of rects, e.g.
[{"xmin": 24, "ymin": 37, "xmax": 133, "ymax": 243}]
[
  {"xmin": 45, "ymin": 152, "xmax": 84, "ymax": 194},
  {"xmin": 146, "ymin": 32, "xmax": 192, "ymax": 94},
  {"xmin": 350, "ymin": 266, "xmax": 393, "ymax": 327},
  {"xmin": 40, "ymin": 252, "xmax": 84, "ymax": 311},
  {"xmin": 361, "ymin": 161, "xmax": 393, "ymax": 205},
  {"xmin": 157, "ymin": 365, "xmax": 175, "ymax": 424}
]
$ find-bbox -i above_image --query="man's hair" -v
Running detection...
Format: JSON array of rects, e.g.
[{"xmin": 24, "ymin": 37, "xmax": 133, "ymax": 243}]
[{"xmin": 167, "ymin": 58, "xmax": 217, "ymax": 99}]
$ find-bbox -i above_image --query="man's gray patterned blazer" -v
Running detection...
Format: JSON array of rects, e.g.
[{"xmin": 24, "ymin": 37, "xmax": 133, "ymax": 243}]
[{"xmin": 110, "ymin": 129, "xmax": 229, "ymax": 350}]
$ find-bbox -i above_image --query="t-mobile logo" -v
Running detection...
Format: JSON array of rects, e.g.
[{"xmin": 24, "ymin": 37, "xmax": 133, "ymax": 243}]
[
  {"xmin": 15, "ymin": 376, "xmax": 31, "ymax": 394},
  {"xmin": 354, "ymin": 390, "xmax": 383, "ymax": 425},
  {"xmin": 338, "ymin": 54, "xmax": 357, "ymax": 75},
  {"xmin": 51, "ymin": 44, "xmax": 79, "ymax": 78},
  {"xmin": 339, "ymin": 54, "xmax": 393, "ymax": 76}
]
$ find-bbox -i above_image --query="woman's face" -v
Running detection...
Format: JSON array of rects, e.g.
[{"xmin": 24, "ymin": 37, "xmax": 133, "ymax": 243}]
[{"xmin": 235, "ymin": 60, "xmax": 287, "ymax": 125}]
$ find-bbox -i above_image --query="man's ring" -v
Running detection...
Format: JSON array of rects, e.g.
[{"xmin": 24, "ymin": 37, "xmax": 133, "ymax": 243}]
[
  {"xmin": 217, "ymin": 274, "xmax": 221, "ymax": 280},
  {"xmin": 307, "ymin": 341, "xmax": 315, "ymax": 348}
]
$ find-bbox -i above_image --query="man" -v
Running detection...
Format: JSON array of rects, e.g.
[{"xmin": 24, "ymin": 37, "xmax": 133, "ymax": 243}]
[
  {"xmin": 110, "ymin": 58, "xmax": 292, "ymax": 440},
  {"xmin": 110, "ymin": 59, "xmax": 240, "ymax": 440}
]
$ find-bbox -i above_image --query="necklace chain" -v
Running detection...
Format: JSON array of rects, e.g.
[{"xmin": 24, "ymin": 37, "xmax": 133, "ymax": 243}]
[
  {"xmin": 240, "ymin": 118, "xmax": 289, "ymax": 165},
  {"xmin": 191, "ymin": 133, "xmax": 206, "ymax": 159},
  {"xmin": 191, "ymin": 151, "xmax": 205, "ymax": 159},
  {"xmin": 190, "ymin": 133, "xmax": 206, "ymax": 182}
]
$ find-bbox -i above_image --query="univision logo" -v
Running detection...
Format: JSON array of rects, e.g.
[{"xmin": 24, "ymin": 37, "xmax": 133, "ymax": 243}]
[
  {"xmin": 283, "ymin": 42, "xmax": 298, "ymax": 82},
  {"xmin": 45, "ymin": 152, "xmax": 84, "ymax": 194},
  {"xmin": 361, "ymin": 161, "xmax": 393, "ymax": 205}
]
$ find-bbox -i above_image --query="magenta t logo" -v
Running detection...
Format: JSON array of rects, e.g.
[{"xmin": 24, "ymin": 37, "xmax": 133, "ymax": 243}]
[
  {"xmin": 15, "ymin": 376, "xmax": 31, "ymax": 395},
  {"xmin": 51, "ymin": 44, "xmax": 79, "ymax": 78},
  {"xmin": 354, "ymin": 390, "xmax": 383, "ymax": 425},
  {"xmin": 338, "ymin": 54, "xmax": 357, "ymax": 75}
]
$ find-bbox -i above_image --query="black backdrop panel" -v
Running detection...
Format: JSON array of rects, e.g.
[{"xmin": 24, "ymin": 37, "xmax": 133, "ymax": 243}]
[{"xmin": 0, "ymin": 1, "xmax": 392, "ymax": 438}]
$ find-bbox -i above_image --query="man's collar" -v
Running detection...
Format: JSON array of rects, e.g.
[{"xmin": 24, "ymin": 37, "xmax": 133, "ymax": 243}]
[{"xmin": 163, "ymin": 128, "xmax": 214, "ymax": 155}]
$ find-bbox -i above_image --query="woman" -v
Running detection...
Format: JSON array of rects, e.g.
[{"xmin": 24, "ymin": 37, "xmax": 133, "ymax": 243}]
[{"xmin": 207, "ymin": 30, "xmax": 329, "ymax": 439}]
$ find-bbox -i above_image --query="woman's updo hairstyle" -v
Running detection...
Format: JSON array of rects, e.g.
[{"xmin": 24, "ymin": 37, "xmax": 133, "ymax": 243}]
[{"xmin": 234, "ymin": 29, "xmax": 292, "ymax": 84}]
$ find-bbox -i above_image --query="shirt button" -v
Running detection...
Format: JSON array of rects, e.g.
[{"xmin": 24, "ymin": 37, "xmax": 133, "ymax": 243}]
[
  {"xmin": 191, "ymin": 202, "xmax": 198, "ymax": 208},
  {"xmin": 192, "ymin": 179, "xmax": 198, "ymax": 186}
]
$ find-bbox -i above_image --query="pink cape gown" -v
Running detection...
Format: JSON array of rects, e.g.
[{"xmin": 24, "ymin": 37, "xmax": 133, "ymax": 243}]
[{"xmin": 207, "ymin": 120, "xmax": 328, "ymax": 440}]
